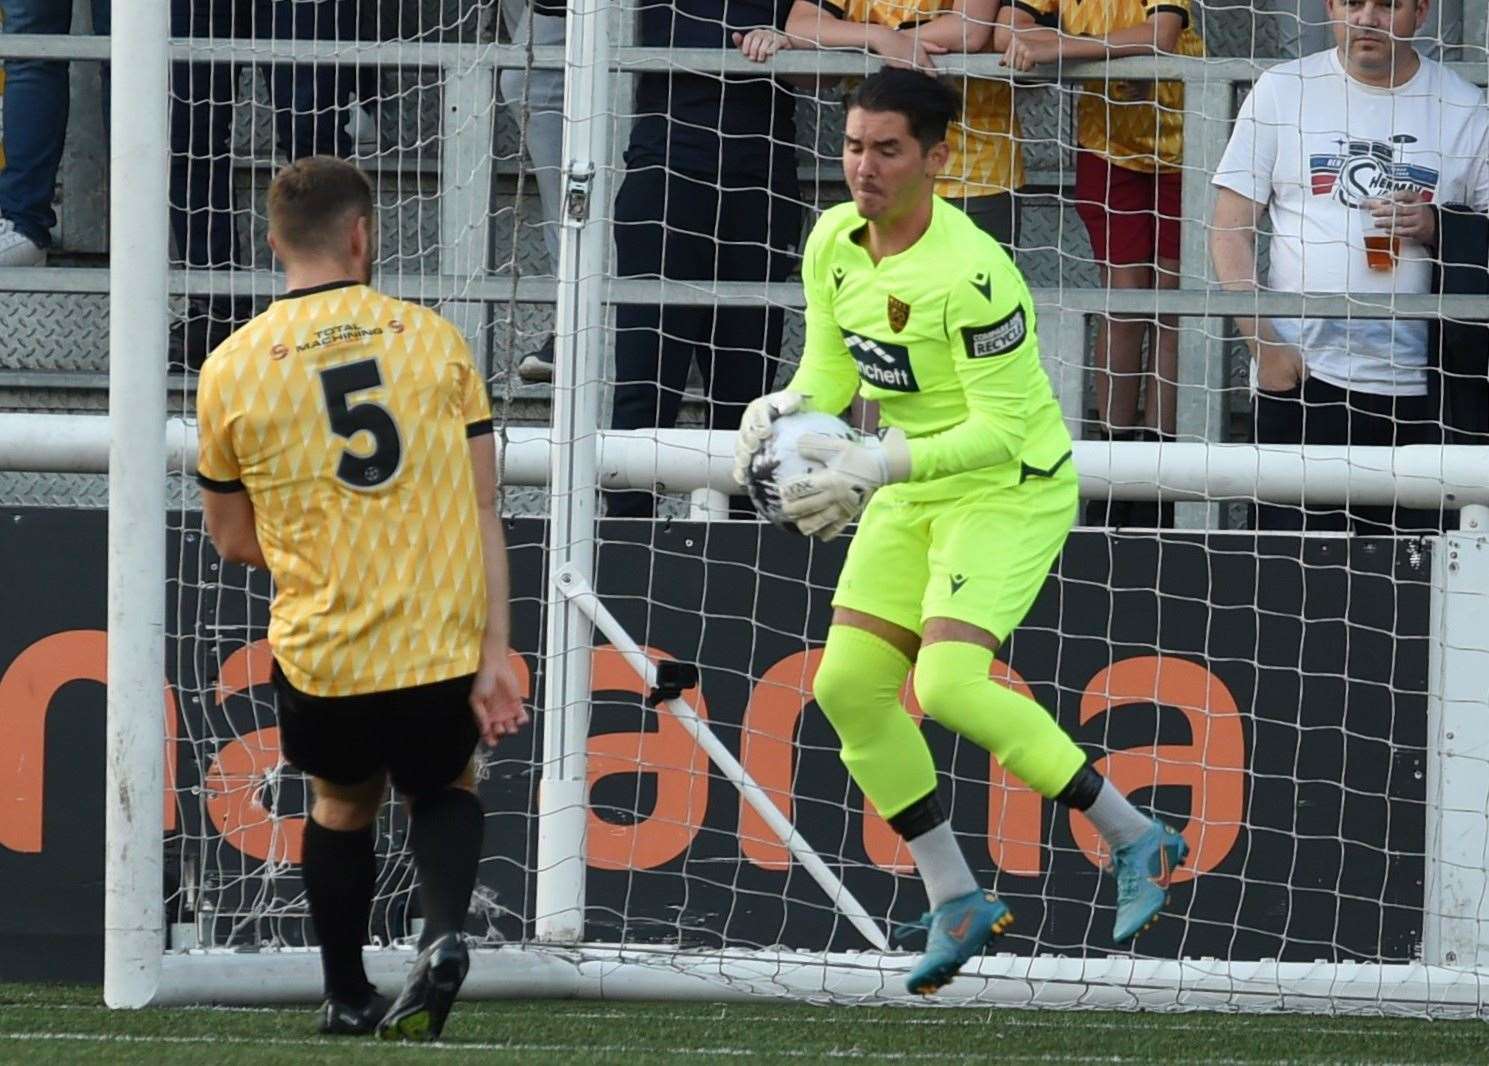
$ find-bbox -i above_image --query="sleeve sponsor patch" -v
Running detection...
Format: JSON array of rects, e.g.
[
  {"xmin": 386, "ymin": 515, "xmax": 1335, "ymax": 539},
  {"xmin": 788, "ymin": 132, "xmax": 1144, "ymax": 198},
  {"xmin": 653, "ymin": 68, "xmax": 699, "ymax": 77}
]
[{"xmin": 962, "ymin": 306, "xmax": 1028, "ymax": 359}]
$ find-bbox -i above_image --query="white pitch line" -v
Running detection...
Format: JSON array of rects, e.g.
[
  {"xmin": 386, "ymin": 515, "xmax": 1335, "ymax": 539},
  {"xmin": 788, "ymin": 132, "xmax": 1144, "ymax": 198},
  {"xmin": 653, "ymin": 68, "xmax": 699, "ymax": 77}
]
[
  {"xmin": 6, "ymin": 1004, "xmax": 1472, "ymax": 1045},
  {"xmin": 0, "ymin": 1002, "xmax": 280, "ymax": 1014},
  {"xmin": 0, "ymin": 1031, "xmax": 1460, "ymax": 1066}
]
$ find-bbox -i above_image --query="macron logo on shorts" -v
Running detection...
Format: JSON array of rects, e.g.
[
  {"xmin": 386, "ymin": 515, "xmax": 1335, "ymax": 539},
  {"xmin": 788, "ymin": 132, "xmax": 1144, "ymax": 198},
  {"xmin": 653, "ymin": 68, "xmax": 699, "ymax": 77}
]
[
  {"xmin": 963, "ymin": 307, "xmax": 1028, "ymax": 360},
  {"xmin": 842, "ymin": 330, "xmax": 918, "ymax": 392}
]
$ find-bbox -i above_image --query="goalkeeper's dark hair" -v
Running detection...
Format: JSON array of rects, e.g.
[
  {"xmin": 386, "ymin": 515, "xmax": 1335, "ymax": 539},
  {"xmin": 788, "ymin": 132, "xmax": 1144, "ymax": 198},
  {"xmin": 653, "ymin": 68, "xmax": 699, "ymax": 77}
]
[
  {"xmin": 267, "ymin": 156, "xmax": 374, "ymax": 256},
  {"xmin": 844, "ymin": 69, "xmax": 962, "ymax": 152}
]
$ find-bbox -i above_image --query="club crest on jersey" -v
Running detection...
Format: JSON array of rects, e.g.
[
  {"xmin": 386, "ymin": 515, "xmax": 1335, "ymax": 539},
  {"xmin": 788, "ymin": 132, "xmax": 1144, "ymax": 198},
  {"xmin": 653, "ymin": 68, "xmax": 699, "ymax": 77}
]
[
  {"xmin": 841, "ymin": 329, "xmax": 918, "ymax": 392},
  {"xmin": 887, "ymin": 295, "xmax": 911, "ymax": 333},
  {"xmin": 963, "ymin": 306, "xmax": 1027, "ymax": 359}
]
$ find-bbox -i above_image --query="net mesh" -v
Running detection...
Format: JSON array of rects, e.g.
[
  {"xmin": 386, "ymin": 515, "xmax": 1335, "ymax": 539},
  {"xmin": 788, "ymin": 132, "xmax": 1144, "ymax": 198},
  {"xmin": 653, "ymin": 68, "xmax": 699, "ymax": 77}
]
[{"xmin": 131, "ymin": 0, "xmax": 1489, "ymax": 1007}]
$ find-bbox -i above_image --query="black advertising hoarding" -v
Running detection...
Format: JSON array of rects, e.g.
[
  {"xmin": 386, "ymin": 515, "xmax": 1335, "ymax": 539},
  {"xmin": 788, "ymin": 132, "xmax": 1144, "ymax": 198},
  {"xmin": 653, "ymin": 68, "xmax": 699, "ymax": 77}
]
[{"xmin": 0, "ymin": 511, "xmax": 1429, "ymax": 982}]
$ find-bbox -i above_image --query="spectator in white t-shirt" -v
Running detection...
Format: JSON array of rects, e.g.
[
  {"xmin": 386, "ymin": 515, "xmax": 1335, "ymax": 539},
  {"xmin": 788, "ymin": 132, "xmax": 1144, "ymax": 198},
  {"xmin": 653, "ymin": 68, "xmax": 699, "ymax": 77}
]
[{"xmin": 1211, "ymin": 0, "xmax": 1489, "ymax": 533}]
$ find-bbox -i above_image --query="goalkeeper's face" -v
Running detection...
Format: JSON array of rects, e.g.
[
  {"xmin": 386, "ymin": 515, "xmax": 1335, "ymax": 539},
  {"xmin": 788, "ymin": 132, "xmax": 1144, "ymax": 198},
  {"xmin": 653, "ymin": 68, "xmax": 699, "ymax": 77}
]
[{"xmin": 843, "ymin": 108, "xmax": 945, "ymax": 224}]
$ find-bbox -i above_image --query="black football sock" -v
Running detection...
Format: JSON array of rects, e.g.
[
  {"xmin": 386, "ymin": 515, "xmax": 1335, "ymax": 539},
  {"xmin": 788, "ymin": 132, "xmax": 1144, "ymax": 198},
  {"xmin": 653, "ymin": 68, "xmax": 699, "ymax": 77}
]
[
  {"xmin": 302, "ymin": 817, "xmax": 377, "ymax": 1004},
  {"xmin": 409, "ymin": 788, "xmax": 484, "ymax": 949}
]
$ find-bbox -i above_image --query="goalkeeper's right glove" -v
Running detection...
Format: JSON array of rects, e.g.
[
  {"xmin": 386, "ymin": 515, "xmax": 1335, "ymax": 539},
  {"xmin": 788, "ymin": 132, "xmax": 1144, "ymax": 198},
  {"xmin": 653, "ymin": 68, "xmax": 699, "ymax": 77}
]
[{"xmin": 732, "ymin": 390, "xmax": 805, "ymax": 487}]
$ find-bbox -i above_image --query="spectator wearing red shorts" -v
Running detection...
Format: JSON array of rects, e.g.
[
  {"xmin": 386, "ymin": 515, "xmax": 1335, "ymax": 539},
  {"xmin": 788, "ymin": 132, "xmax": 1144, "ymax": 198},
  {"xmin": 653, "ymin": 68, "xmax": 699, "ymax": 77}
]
[{"xmin": 998, "ymin": 0, "xmax": 1204, "ymax": 527}]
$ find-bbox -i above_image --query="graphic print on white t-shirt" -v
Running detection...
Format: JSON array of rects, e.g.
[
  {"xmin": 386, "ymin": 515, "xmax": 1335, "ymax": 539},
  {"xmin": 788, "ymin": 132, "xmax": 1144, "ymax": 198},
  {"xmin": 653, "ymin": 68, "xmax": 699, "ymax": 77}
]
[
  {"xmin": 1309, "ymin": 135, "xmax": 1440, "ymax": 208},
  {"xmin": 1213, "ymin": 48, "xmax": 1489, "ymax": 396}
]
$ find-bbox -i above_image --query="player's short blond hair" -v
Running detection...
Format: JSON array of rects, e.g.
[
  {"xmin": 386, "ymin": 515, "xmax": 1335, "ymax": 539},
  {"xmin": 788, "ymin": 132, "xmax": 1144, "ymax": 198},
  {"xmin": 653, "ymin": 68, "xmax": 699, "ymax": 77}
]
[{"xmin": 267, "ymin": 156, "xmax": 374, "ymax": 256}]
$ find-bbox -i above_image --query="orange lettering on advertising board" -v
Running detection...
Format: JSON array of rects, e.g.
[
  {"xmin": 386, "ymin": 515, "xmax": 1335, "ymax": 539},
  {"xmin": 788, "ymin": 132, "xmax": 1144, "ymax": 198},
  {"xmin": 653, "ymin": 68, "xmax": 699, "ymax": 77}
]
[
  {"xmin": 204, "ymin": 726, "xmax": 303, "ymax": 863},
  {"xmin": 1070, "ymin": 656, "xmax": 1245, "ymax": 881},
  {"xmin": 587, "ymin": 646, "xmax": 708, "ymax": 871},
  {"xmin": 205, "ymin": 640, "xmax": 300, "ymax": 863},
  {"xmin": 0, "ymin": 629, "xmax": 178, "ymax": 853},
  {"xmin": 859, "ymin": 660, "xmax": 1047, "ymax": 874},
  {"xmin": 204, "ymin": 642, "xmax": 534, "ymax": 864},
  {"xmin": 738, "ymin": 649, "xmax": 822, "ymax": 870}
]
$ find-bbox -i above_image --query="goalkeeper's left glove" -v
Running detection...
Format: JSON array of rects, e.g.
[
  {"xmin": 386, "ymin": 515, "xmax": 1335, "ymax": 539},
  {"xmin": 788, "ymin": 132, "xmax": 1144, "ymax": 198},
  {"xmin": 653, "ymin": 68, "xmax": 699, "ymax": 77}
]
[{"xmin": 779, "ymin": 428, "xmax": 912, "ymax": 540}]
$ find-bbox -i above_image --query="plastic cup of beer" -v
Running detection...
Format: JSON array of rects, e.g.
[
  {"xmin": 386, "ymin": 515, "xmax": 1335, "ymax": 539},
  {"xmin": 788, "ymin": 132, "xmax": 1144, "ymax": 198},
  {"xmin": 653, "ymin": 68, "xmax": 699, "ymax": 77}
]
[{"xmin": 1359, "ymin": 198, "xmax": 1397, "ymax": 272}]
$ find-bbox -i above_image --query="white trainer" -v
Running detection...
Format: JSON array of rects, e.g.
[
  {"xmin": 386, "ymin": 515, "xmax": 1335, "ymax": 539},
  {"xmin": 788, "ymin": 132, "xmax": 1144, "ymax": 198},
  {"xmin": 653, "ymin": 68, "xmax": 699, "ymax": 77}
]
[
  {"xmin": 344, "ymin": 95, "xmax": 380, "ymax": 153},
  {"xmin": 0, "ymin": 220, "xmax": 45, "ymax": 267}
]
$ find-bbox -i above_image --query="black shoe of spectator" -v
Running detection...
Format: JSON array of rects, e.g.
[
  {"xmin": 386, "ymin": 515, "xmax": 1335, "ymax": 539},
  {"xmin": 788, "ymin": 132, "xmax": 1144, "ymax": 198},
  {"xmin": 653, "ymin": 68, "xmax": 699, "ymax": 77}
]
[
  {"xmin": 168, "ymin": 299, "xmax": 249, "ymax": 372},
  {"xmin": 516, "ymin": 333, "xmax": 555, "ymax": 383}
]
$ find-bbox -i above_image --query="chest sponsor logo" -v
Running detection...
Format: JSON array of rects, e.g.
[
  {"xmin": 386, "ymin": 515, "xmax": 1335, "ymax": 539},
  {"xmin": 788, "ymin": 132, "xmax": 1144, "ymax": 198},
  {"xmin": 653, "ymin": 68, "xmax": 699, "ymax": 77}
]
[
  {"xmin": 962, "ymin": 306, "xmax": 1028, "ymax": 359},
  {"xmin": 887, "ymin": 295, "xmax": 911, "ymax": 333},
  {"xmin": 1309, "ymin": 134, "xmax": 1440, "ymax": 206},
  {"xmin": 296, "ymin": 321, "xmax": 383, "ymax": 354},
  {"xmin": 842, "ymin": 330, "xmax": 918, "ymax": 392}
]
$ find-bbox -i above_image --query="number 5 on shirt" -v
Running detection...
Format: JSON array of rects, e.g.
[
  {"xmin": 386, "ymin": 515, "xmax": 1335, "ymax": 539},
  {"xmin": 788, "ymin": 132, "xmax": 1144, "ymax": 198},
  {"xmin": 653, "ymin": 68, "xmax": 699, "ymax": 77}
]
[{"xmin": 319, "ymin": 358, "xmax": 404, "ymax": 490}]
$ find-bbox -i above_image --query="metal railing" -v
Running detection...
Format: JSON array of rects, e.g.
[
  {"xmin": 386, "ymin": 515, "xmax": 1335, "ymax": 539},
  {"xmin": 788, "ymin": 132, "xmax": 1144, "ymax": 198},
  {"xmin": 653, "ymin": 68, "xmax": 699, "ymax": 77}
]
[{"xmin": 3, "ymin": 32, "xmax": 1486, "ymax": 451}]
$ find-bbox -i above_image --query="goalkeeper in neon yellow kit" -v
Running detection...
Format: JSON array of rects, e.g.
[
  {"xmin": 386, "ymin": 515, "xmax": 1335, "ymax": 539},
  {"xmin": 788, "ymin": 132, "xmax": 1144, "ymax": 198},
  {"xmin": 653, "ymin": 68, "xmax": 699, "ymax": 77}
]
[{"xmin": 733, "ymin": 69, "xmax": 1188, "ymax": 995}]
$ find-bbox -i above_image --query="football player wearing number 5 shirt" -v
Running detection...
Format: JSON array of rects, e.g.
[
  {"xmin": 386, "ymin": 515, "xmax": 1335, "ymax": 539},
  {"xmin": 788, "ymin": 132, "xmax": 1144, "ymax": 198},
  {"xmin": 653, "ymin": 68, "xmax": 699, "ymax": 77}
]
[
  {"xmin": 733, "ymin": 70, "xmax": 1188, "ymax": 995},
  {"xmin": 196, "ymin": 157, "xmax": 527, "ymax": 1041}
]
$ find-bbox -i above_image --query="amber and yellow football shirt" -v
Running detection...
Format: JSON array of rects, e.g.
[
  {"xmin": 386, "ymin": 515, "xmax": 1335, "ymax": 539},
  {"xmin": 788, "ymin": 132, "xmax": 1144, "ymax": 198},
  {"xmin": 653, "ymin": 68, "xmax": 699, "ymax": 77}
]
[
  {"xmin": 1015, "ymin": 0, "xmax": 1204, "ymax": 172},
  {"xmin": 196, "ymin": 281, "xmax": 494, "ymax": 697},
  {"xmin": 814, "ymin": 0, "xmax": 1025, "ymax": 198}
]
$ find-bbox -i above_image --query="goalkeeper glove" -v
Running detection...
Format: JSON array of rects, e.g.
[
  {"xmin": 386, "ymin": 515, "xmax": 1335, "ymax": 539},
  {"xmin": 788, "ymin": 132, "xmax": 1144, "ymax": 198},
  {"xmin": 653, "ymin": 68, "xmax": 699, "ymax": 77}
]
[
  {"xmin": 732, "ymin": 390, "xmax": 805, "ymax": 487},
  {"xmin": 779, "ymin": 428, "xmax": 912, "ymax": 540}
]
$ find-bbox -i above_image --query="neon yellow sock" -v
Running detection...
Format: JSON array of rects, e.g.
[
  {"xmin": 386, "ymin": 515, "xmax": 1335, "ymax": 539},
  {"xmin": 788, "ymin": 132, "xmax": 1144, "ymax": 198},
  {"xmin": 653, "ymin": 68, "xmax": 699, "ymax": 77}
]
[
  {"xmin": 812, "ymin": 624, "xmax": 936, "ymax": 819},
  {"xmin": 913, "ymin": 640, "xmax": 1085, "ymax": 799}
]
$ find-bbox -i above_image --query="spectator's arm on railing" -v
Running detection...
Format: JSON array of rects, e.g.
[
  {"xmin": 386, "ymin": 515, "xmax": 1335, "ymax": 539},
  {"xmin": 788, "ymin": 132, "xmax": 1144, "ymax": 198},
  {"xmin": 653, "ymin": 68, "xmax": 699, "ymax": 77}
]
[
  {"xmin": 783, "ymin": 0, "xmax": 947, "ymax": 70},
  {"xmin": 989, "ymin": 5, "xmax": 1024, "ymax": 55},
  {"xmin": 998, "ymin": 6, "xmax": 1183, "ymax": 69},
  {"xmin": 1211, "ymin": 187, "xmax": 1305, "ymax": 393},
  {"xmin": 904, "ymin": 0, "xmax": 999, "ymax": 55},
  {"xmin": 734, "ymin": 27, "xmax": 792, "ymax": 63}
]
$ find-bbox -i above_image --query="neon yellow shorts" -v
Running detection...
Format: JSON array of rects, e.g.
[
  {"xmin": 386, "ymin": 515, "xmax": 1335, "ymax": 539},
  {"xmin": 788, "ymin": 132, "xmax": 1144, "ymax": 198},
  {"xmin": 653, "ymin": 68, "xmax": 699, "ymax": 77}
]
[{"xmin": 831, "ymin": 467, "xmax": 1077, "ymax": 643}]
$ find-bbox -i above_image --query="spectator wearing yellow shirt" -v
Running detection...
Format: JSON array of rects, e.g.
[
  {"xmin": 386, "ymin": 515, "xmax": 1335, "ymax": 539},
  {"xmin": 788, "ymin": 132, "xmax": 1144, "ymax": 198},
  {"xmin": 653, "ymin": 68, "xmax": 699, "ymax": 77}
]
[
  {"xmin": 782, "ymin": 0, "xmax": 1024, "ymax": 248},
  {"xmin": 999, "ymin": 0, "xmax": 1204, "ymax": 526}
]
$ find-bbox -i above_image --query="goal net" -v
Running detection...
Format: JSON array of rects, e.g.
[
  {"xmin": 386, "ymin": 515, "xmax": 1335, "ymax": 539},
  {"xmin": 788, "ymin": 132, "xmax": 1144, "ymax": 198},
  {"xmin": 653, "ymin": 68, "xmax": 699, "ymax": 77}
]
[{"xmin": 104, "ymin": 0, "xmax": 1489, "ymax": 1015}]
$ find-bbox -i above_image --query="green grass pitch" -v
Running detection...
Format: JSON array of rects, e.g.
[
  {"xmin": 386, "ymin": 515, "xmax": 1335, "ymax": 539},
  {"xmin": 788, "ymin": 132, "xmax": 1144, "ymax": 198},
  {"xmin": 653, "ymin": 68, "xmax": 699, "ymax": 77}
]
[{"xmin": 0, "ymin": 984, "xmax": 1483, "ymax": 1064}]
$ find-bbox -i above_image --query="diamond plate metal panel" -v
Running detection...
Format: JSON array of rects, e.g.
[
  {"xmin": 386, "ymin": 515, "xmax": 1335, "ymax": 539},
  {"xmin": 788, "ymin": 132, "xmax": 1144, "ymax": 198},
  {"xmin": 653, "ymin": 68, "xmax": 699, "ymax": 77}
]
[
  {"xmin": 0, "ymin": 472, "xmax": 110, "ymax": 508},
  {"xmin": 224, "ymin": 172, "xmax": 552, "ymax": 281},
  {"xmin": 1201, "ymin": 0, "xmax": 1282, "ymax": 58},
  {"xmin": 0, "ymin": 389, "xmax": 109, "ymax": 415},
  {"xmin": 0, "ymin": 294, "xmax": 110, "ymax": 372}
]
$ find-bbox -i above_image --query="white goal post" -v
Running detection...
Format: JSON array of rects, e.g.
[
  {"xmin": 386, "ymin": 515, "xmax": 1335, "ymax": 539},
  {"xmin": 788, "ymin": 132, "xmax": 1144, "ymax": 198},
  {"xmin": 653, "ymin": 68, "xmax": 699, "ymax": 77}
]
[
  {"xmin": 35, "ymin": 0, "xmax": 1488, "ymax": 1018},
  {"xmin": 23, "ymin": 395, "xmax": 1489, "ymax": 1011}
]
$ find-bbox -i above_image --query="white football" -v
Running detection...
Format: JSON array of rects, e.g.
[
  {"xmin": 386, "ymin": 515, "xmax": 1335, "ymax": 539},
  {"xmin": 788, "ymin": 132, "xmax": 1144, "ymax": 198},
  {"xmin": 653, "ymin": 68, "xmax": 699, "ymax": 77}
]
[{"xmin": 746, "ymin": 410, "xmax": 858, "ymax": 532}]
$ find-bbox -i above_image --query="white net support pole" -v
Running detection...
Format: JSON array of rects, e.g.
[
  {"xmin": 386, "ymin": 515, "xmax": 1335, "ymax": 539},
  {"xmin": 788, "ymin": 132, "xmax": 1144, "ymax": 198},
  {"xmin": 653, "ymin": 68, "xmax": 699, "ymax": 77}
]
[
  {"xmin": 1425, "ymin": 504, "xmax": 1489, "ymax": 969},
  {"xmin": 552, "ymin": 563, "xmax": 891, "ymax": 953},
  {"xmin": 1174, "ymin": 77, "xmax": 1231, "ymax": 529},
  {"xmin": 103, "ymin": 0, "xmax": 170, "ymax": 1010},
  {"xmin": 533, "ymin": 0, "xmax": 614, "ymax": 943},
  {"xmin": 440, "ymin": 54, "xmax": 498, "ymax": 371}
]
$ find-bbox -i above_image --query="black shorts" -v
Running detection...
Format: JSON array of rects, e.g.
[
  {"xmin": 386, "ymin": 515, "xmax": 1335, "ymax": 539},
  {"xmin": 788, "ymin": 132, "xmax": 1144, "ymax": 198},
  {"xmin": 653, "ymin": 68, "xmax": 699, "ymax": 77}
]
[{"xmin": 272, "ymin": 663, "xmax": 480, "ymax": 798}]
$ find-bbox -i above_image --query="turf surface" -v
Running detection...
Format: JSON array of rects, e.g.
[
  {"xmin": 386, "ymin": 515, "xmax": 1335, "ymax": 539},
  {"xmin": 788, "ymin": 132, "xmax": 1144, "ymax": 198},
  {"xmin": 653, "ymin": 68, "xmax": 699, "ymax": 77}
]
[{"xmin": 0, "ymin": 983, "xmax": 1483, "ymax": 1064}]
